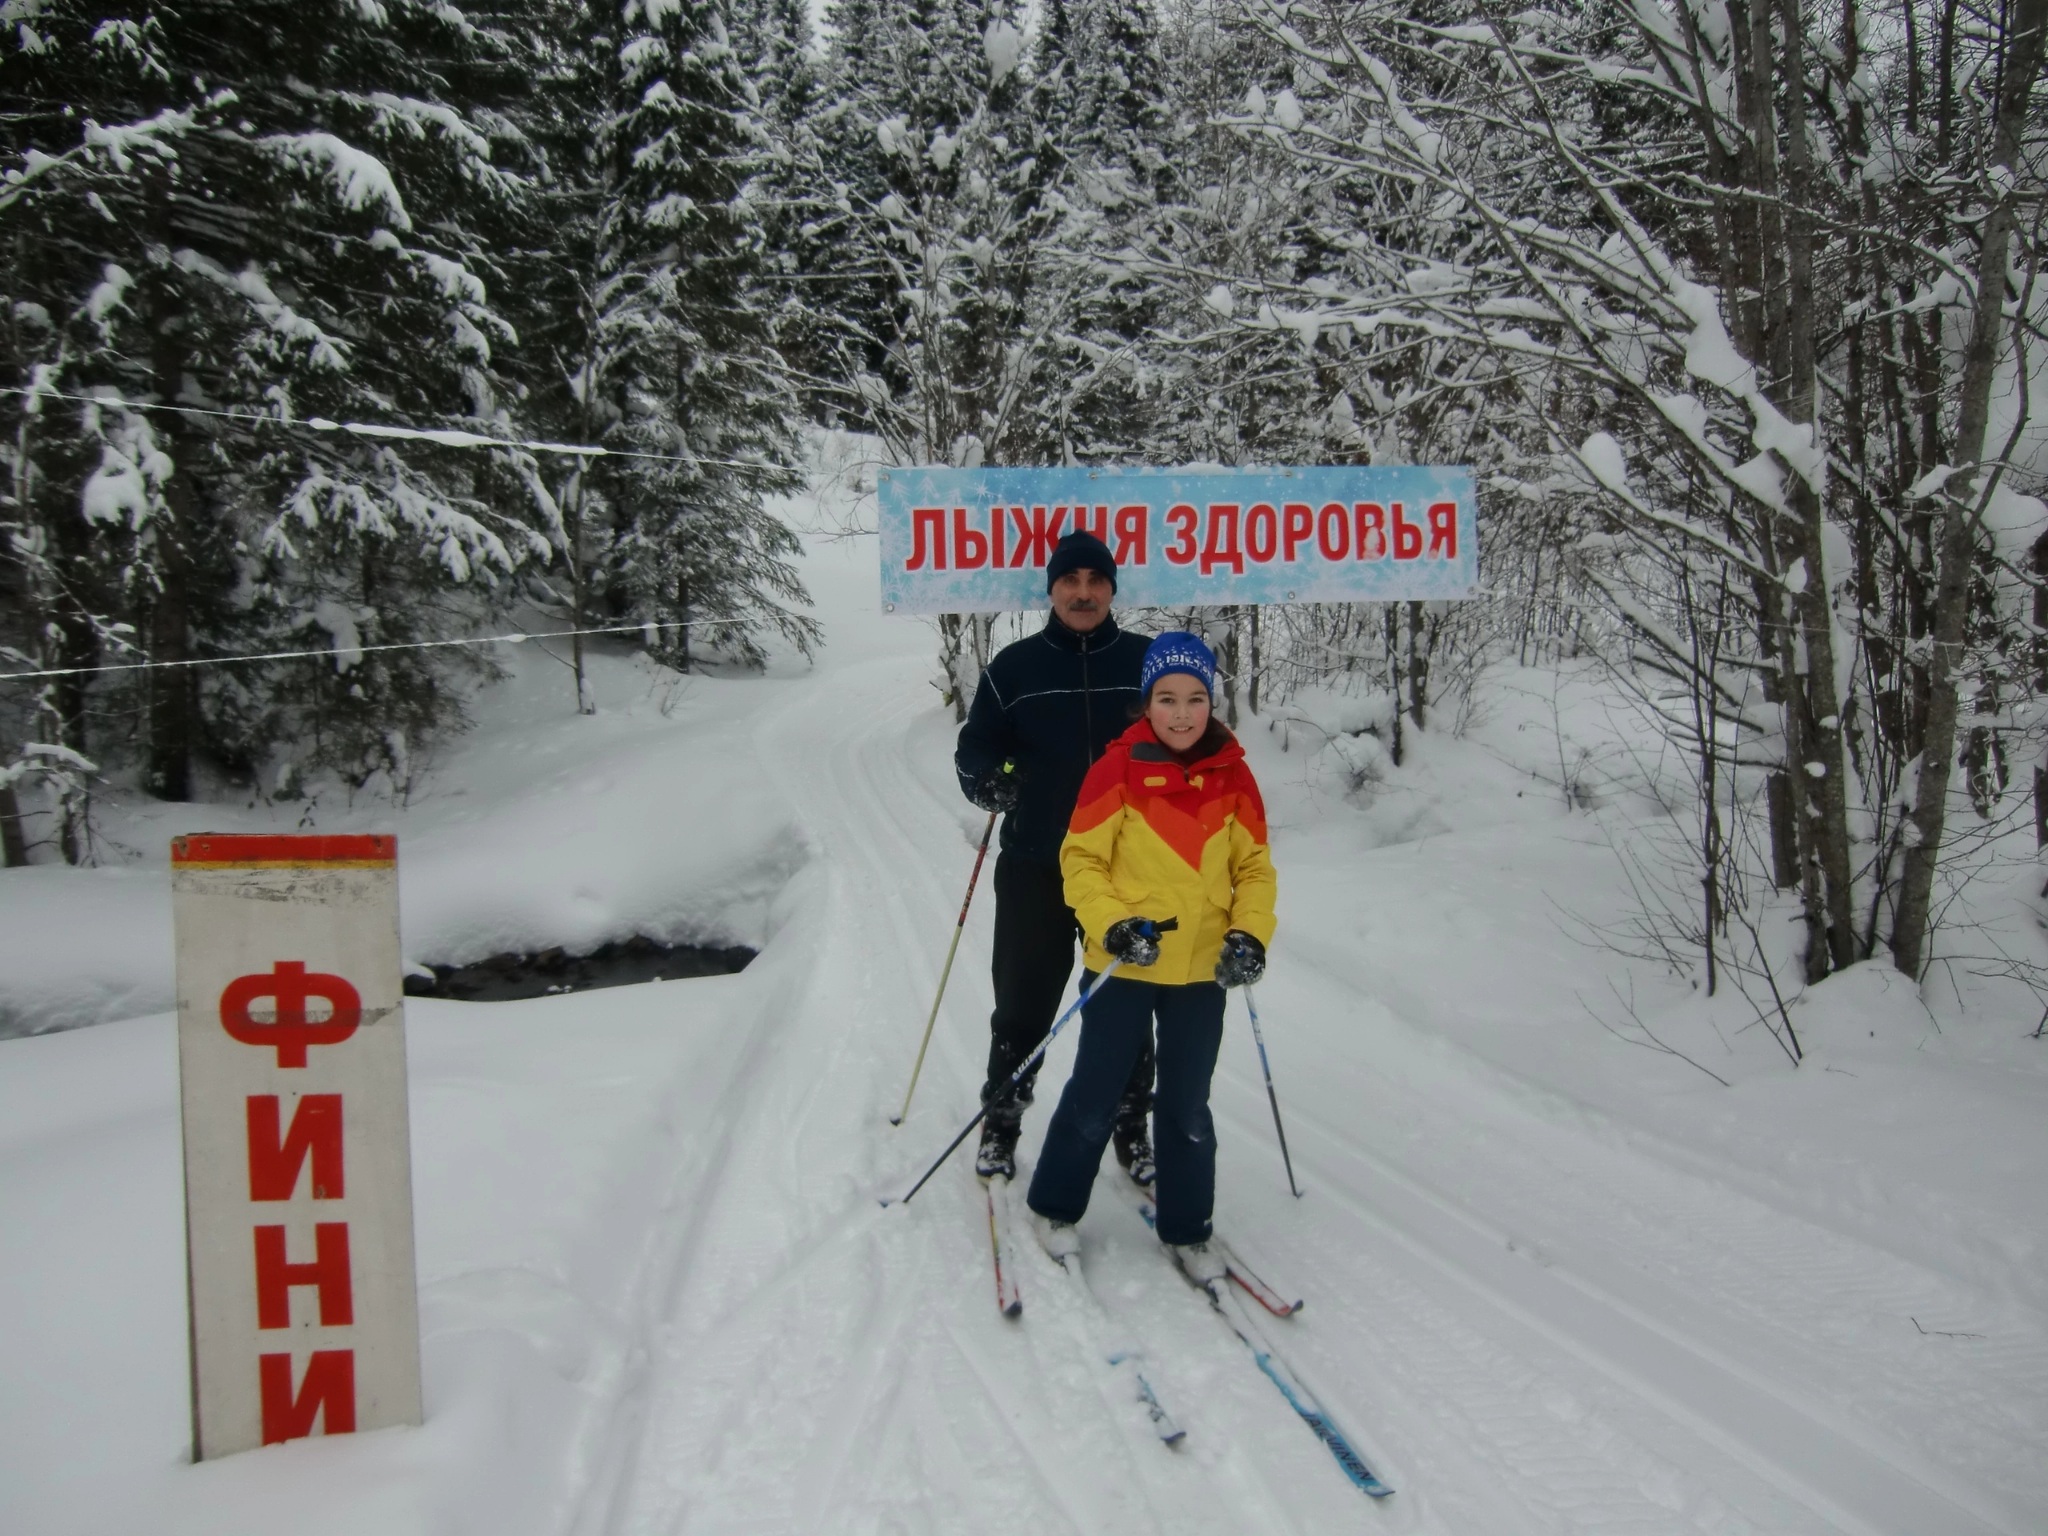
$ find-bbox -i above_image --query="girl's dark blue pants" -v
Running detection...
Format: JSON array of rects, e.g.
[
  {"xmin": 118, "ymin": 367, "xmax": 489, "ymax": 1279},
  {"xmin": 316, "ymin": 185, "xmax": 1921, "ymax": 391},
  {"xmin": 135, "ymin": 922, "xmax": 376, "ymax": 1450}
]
[{"xmin": 1026, "ymin": 973, "xmax": 1226, "ymax": 1245}]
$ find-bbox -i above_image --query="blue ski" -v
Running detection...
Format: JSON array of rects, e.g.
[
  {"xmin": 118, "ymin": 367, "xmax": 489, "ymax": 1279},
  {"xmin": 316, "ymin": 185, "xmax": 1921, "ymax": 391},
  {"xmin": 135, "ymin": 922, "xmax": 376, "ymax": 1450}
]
[
  {"xmin": 1131, "ymin": 1196, "xmax": 1391, "ymax": 1496},
  {"xmin": 1197, "ymin": 1269, "xmax": 1393, "ymax": 1497}
]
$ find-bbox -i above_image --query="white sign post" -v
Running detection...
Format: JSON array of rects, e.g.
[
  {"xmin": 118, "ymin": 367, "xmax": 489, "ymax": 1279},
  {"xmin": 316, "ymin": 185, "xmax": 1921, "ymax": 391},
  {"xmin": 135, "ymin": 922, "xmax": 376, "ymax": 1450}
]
[{"xmin": 172, "ymin": 833, "xmax": 422, "ymax": 1459}]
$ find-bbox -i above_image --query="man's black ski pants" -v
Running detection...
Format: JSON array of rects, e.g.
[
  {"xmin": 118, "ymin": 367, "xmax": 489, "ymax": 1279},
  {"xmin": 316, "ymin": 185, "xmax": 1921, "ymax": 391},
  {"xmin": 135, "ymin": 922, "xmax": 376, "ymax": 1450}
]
[{"xmin": 984, "ymin": 853, "xmax": 1153, "ymax": 1126}]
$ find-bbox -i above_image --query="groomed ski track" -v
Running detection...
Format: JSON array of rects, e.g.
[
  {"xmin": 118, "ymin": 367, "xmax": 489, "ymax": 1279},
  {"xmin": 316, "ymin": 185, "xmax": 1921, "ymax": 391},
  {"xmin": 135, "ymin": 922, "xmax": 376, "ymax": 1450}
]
[{"xmin": 565, "ymin": 536, "xmax": 2043, "ymax": 1536}]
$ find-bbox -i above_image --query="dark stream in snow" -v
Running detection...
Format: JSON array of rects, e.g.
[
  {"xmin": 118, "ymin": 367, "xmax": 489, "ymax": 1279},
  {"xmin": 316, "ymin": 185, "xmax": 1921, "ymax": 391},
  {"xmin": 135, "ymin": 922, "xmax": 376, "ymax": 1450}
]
[{"xmin": 405, "ymin": 935, "xmax": 756, "ymax": 1002}]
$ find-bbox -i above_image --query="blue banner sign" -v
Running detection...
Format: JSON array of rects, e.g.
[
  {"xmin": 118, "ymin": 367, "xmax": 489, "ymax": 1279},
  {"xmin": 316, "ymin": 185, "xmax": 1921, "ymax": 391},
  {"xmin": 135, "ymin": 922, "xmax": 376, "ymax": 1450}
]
[{"xmin": 877, "ymin": 465, "xmax": 1477, "ymax": 614}]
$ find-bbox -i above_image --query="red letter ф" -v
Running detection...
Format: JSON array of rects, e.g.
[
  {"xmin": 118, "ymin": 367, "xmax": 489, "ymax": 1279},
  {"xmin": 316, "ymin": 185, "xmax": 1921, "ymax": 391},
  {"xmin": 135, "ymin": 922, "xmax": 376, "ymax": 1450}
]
[{"xmin": 218, "ymin": 961, "xmax": 361, "ymax": 1069}]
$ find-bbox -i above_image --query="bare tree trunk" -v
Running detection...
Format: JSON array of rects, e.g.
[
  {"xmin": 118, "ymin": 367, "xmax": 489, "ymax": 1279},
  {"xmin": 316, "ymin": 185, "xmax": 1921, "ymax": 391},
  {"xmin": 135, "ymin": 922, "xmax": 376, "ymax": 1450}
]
[
  {"xmin": 1383, "ymin": 603, "xmax": 1404, "ymax": 766},
  {"xmin": 1218, "ymin": 607, "xmax": 1241, "ymax": 729},
  {"xmin": 1894, "ymin": 0, "xmax": 2048, "ymax": 977},
  {"xmin": 145, "ymin": 277, "xmax": 199, "ymax": 801},
  {"xmin": 1246, "ymin": 606, "xmax": 1261, "ymax": 716},
  {"xmin": 0, "ymin": 775, "xmax": 26, "ymax": 867},
  {"xmin": 1776, "ymin": 0, "xmax": 1857, "ymax": 976},
  {"xmin": 1406, "ymin": 599, "xmax": 1428, "ymax": 729}
]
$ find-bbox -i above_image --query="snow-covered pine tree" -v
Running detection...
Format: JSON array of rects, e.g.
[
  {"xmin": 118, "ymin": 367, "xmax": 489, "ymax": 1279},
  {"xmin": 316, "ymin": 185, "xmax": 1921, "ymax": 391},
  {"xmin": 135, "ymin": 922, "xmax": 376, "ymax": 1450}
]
[
  {"xmin": 727, "ymin": 0, "xmax": 843, "ymax": 421},
  {"xmin": 1029, "ymin": 0, "xmax": 1179, "ymax": 464},
  {"xmin": 510, "ymin": 0, "xmax": 815, "ymax": 706},
  {"xmin": 816, "ymin": 0, "xmax": 1047, "ymax": 466},
  {"xmin": 814, "ymin": 0, "xmax": 1053, "ymax": 713},
  {"xmin": 1, "ymin": 0, "xmax": 547, "ymax": 808}
]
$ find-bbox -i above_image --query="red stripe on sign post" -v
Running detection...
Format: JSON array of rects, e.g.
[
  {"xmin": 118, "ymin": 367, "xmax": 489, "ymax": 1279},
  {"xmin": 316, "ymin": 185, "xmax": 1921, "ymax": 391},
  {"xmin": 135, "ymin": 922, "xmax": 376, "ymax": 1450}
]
[{"xmin": 172, "ymin": 833, "xmax": 396, "ymax": 867}]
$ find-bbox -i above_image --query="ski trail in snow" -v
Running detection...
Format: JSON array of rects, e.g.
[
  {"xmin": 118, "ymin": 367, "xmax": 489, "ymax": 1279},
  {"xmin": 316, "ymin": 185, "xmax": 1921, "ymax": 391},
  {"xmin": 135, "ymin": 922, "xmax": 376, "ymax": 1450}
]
[
  {"xmin": 556, "ymin": 587, "xmax": 2032, "ymax": 1534},
  {"xmin": 571, "ymin": 649, "xmax": 1376, "ymax": 1536},
  {"xmin": 1196, "ymin": 937, "xmax": 2041, "ymax": 1535}
]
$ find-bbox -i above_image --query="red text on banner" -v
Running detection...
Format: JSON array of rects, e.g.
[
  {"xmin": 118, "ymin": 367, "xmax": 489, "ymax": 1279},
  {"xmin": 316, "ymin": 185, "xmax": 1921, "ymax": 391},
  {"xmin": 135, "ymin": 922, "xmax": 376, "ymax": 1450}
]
[
  {"xmin": 1244, "ymin": 503, "xmax": 1277, "ymax": 563},
  {"xmin": 1007, "ymin": 505, "xmax": 1069, "ymax": 568},
  {"xmin": 1392, "ymin": 502, "xmax": 1422, "ymax": 561},
  {"xmin": 1318, "ymin": 502, "xmax": 1349, "ymax": 560},
  {"xmin": 1201, "ymin": 505, "xmax": 1243, "ymax": 576},
  {"xmin": 1283, "ymin": 503, "xmax": 1314, "ymax": 562},
  {"xmin": 1113, "ymin": 505, "xmax": 1147, "ymax": 566},
  {"xmin": 1428, "ymin": 501, "xmax": 1458, "ymax": 558},
  {"xmin": 906, "ymin": 508, "xmax": 946, "ymax": 570},
  {"xmin": 952, "ymin": 508, "xmax": 988, "ymax": 569},
  {"xmin": 1356, "ymin": 503, "xmax": 1387, "ymax": 561}
]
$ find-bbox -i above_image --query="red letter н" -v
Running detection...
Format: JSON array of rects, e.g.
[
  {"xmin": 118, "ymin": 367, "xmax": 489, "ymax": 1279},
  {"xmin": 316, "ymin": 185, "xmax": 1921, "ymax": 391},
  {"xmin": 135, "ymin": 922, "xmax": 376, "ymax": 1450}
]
[{"xmin": 254, "ymin": 1223, "xmax": 354, "ymax": 1329}]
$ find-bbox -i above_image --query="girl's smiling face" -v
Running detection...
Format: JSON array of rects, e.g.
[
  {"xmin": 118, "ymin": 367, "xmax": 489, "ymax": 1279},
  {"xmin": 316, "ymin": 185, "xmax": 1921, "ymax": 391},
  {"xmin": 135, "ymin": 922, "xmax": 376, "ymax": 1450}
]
[{"xmin": 1147, "ymin": 676, "xmax": 1212, "ymax": 752}]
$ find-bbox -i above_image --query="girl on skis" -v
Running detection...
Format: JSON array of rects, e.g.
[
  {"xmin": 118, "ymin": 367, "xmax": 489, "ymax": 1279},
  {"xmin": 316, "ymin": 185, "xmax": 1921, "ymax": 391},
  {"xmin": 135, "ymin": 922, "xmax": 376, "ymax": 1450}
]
[{"xmin": 1025, "ymin": 631, "xmax": 1276, "ymax": 1279}]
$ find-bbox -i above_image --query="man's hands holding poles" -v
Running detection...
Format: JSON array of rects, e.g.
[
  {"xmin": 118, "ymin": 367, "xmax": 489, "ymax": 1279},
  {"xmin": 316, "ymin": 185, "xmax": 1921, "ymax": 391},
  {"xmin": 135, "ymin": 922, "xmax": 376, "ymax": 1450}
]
[{"xmin": 971, "ymin": 760, "xmax": 1021, "ymax": 814}]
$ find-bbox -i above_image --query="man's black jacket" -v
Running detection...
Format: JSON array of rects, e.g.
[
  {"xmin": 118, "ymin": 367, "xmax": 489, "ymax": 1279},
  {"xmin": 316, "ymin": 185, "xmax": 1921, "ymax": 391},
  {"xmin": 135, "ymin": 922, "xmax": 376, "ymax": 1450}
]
[{"xmin": 955, "ymin": 613, "xmax": 1150, "ymax": 866}]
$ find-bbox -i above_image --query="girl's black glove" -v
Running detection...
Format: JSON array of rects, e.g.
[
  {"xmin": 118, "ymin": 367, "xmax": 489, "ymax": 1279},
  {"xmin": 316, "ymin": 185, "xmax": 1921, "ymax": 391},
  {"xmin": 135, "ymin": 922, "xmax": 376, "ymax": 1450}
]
[
  {"xmin": 1103, "ymin": 916, "xmax": 1163, "ymax": 967},
  {"xmin": 1214, "ymin": 930, "xmax": 1266, "ymax": 987}
]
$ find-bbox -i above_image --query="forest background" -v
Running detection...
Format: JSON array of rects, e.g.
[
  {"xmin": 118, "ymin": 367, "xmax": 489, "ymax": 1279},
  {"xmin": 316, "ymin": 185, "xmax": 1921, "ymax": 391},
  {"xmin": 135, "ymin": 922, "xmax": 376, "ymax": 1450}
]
[{"xmin": 5, "ymin": 0, "xmax": 2046, "ymax": 1003}]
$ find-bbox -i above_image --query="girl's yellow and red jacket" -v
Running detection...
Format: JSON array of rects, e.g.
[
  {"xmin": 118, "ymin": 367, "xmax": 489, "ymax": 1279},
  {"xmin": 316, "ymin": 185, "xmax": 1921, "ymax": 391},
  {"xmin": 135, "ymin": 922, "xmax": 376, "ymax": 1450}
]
[{"xmin": 1060, "ymin": 717, "xmax": 1277, "ymax": 985}]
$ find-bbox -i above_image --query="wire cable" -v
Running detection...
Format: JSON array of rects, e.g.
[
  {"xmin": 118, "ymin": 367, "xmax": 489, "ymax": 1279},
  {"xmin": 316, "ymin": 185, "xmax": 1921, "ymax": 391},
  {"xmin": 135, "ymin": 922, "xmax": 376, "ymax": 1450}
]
[
  {"xmin": 1, "ymin": 385, "xmax": 800, "ymax": 476},
  {"xmin": 0, "ymin": 616, "xmax": 750, "ymax": 683}
]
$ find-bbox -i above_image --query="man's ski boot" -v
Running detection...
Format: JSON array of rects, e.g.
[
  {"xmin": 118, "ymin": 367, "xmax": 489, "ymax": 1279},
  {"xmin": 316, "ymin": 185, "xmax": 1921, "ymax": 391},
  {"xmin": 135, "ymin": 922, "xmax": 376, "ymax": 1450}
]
[
  {"xmin": 976, "ymin": 1109, "xmax": 1021, "ymax": 1182},
  {"xmin": 1113, "ymin": 1117, "xmax": 1156, "ymax": 1187}
]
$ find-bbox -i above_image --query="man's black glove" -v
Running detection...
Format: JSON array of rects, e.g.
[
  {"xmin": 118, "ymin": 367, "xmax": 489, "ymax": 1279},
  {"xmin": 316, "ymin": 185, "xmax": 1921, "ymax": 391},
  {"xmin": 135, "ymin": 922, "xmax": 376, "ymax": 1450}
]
[
  {"xmin": 1103, "ymin": 916, "xmax": 1165, "ymax": 968},
  {"xmin": 1214, "ymin": 930, "xmax": 1266, "ymax": 988},
  {"xmin": 971, "ymin": 763, "xmax": 1020, "ymax": 814}
]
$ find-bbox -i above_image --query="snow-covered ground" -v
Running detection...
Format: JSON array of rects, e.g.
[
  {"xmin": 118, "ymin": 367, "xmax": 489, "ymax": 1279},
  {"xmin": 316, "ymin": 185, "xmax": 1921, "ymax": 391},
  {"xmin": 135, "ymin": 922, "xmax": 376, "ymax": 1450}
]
[{"xmin": 4, "ymin": 466, "xmax": 2046, "ymax": 1535}]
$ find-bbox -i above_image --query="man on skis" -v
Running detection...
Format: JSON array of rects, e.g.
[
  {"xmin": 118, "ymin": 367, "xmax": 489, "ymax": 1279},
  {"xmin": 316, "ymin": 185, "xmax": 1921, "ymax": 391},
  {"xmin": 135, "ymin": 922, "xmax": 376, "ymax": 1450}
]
[{"xmin": 955, "ymin": 529, "xmax": 1153, "ymax": 1185}]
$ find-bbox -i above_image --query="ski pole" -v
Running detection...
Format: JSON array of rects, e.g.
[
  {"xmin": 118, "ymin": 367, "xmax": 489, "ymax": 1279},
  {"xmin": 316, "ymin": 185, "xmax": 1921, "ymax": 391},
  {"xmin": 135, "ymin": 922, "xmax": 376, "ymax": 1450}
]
[
  {"xmin": 891, "ymin": 807, "xmax": 998, "ymax": 1125},
  {"xmin": 1243, "ymin": 985, "xmax": 1302, "ymax": 1198},
  {"xmin": 887, "ymin": 918, "xmax": 1177, "ymax": 1206}
]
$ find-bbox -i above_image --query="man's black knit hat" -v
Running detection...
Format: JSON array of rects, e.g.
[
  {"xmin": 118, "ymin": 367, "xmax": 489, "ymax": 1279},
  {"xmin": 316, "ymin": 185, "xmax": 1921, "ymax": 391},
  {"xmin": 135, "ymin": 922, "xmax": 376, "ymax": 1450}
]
[{"xmin": 1045, "ymin": 529, "xmax": 1118, "ymax": 593}]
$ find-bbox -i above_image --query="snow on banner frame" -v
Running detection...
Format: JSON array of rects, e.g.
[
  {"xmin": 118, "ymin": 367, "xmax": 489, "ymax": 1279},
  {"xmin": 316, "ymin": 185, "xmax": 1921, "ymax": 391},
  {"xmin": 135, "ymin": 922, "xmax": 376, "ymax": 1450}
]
[
  {"xmin": 172, "ymin": 833, "xmax": 423, "ymax": 1460},
  {"xmin": 878, "ymin": 466, "xmax": 1478, "ymax": 614}
]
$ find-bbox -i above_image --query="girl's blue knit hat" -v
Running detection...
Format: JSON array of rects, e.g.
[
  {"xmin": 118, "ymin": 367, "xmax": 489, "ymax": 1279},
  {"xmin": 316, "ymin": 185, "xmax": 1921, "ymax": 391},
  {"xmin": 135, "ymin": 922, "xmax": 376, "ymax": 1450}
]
[{"xmin": 1141, "ymin": 631, "xmax": 1217, "ymax": 696}]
